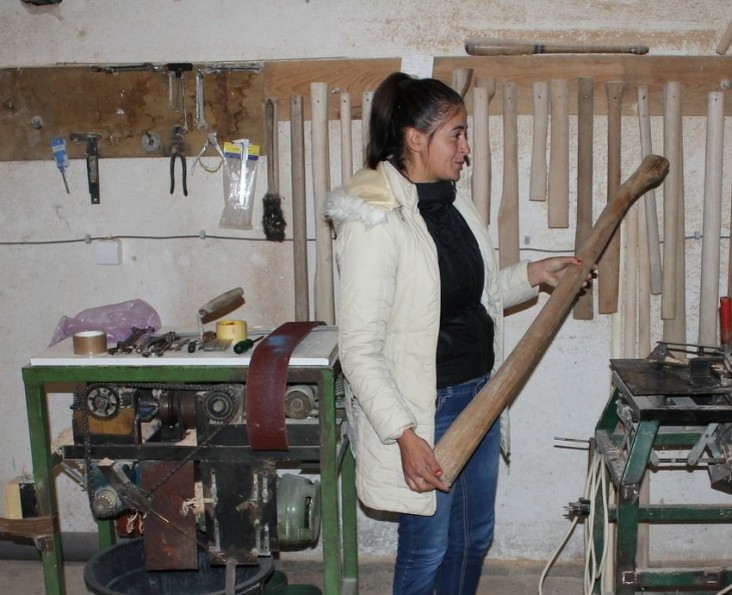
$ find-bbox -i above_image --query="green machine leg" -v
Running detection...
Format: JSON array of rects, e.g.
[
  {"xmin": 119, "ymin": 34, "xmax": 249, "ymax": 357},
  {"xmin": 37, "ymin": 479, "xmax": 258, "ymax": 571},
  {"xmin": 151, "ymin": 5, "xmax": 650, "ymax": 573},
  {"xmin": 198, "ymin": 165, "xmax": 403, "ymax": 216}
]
[{"xmin": 23, "ymin": 371, "xmax": 66, "ymax": 595}]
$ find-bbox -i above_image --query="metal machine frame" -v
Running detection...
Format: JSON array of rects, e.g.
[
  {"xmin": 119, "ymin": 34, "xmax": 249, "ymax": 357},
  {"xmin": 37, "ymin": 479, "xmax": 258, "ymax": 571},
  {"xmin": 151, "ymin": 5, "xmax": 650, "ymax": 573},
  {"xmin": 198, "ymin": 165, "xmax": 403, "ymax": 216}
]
[
  {"xmin": 22, "ymin": 334, "xmax": 358, "ymax": 595},
  {"xmin": 590, "ymin": 353, "xmax": 732, "ymax": 594}
]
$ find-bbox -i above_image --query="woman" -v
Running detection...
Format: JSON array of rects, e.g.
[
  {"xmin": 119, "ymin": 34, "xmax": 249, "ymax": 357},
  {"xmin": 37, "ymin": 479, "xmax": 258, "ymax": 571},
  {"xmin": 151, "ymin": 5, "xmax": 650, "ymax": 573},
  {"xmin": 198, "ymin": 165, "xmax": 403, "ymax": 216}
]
[{"xmin": 325, "ymin": 72, "xmax": 583, "ymax": 595}]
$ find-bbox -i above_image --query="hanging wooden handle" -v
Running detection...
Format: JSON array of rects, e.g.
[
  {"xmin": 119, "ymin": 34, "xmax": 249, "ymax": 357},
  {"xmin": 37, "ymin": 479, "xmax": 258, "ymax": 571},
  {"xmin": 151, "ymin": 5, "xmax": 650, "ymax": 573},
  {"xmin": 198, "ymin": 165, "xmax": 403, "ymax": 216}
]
[
  {"xmin": 698, "ymin": 91, "xmax": 725, "ymax": 345},
  {"xmin": 498, "ymin": 81, "xmax": 520, "ymax": 268},
  {"xmin": 573, "ymin": 77, "xmax": 594, "ymax": 320},
  {"xmin": 529, "ymin": 81, "xmax": 549, "ymax": 203},
  {"xmin": 598, "ymin": 81, "xmax": 625, "ymax": 314},
  {"xmin": 548, "ymin": 79, "xmax": 569, "ymax": 228},
  {"xmin": 433, "ymin": 155, "xmax": 670, "ymax": 487},
  {"xmin": 662, "ymin": 81, "xmax": 682, "ymax": 321},
  {"xmin": 290, "ymin": 94, "xmax": 310, "ymax": 322}
]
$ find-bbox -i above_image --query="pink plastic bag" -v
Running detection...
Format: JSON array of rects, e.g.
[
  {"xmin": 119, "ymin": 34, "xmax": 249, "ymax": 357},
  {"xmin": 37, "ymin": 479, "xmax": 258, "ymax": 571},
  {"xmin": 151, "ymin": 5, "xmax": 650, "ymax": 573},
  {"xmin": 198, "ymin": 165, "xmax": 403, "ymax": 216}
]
[{"xmin": 49, "ymin": 299, "xmax": 162, "ymax": 346}]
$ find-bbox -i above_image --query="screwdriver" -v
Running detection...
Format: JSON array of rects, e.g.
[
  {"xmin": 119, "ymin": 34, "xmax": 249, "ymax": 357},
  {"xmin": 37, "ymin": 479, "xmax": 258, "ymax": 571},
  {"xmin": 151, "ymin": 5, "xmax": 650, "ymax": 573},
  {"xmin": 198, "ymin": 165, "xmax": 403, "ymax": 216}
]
[{"xmin": 50, "ymin": 136, "xmax": 70, "ymax": 194}]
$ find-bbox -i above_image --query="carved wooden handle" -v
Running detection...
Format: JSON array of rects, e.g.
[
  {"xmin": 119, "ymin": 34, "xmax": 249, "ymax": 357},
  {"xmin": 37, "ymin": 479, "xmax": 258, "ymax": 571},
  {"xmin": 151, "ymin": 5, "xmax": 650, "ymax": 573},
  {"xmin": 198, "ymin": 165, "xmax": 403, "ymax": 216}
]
[{"xmin": 433, "ymin": 154, "xmax": 670, "ymax": 487}]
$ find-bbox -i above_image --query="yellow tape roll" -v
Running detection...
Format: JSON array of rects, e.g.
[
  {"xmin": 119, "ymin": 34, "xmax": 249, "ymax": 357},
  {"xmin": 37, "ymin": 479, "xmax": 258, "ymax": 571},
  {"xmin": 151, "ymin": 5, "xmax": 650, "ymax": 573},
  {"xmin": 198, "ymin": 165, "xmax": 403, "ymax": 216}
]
[
  {"xmin": 73, "ymin": 330, "xmax": 107, "ymax": 355},
  {"xmin": 216, "ymin": 320, "xmax": 247, "ymax": 344}
]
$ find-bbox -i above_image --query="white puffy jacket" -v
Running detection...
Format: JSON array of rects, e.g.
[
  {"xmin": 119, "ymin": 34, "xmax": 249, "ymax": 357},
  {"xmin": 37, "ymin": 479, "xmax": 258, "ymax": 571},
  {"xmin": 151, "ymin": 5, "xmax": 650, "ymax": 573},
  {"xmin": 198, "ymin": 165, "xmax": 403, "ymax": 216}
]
[{"xmin": 325, "ymin": 161, "xmax": 537, "ymax": 515}]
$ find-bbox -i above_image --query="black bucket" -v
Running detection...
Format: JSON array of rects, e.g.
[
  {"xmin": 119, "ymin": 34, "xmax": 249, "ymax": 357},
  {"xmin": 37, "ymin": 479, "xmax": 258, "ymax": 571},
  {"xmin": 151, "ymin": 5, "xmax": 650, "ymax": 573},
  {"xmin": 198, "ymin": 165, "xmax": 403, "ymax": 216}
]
[{"xmin": 84, "ymin": 538, "xmax": 274, "ymax": 595}]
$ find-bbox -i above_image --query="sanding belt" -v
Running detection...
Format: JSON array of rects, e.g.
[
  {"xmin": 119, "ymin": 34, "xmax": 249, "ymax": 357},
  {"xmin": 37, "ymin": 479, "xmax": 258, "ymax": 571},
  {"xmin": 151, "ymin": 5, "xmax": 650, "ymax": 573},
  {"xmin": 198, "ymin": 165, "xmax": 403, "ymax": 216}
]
[{"xmin": 246, "ymin": 320, "xmax": 324, "ymax": 450}]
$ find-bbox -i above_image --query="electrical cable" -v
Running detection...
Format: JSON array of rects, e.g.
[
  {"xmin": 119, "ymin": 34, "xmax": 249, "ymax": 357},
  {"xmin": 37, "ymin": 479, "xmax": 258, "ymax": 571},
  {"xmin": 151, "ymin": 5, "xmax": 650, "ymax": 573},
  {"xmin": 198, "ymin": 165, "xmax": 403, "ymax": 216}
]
[
  {"xmin": 538, "ymin": 448, "xmax": 611, "ymax": 595},
  {"xmin": 0, "ymin": 233, "xmax": 309, "ymax": 246}
]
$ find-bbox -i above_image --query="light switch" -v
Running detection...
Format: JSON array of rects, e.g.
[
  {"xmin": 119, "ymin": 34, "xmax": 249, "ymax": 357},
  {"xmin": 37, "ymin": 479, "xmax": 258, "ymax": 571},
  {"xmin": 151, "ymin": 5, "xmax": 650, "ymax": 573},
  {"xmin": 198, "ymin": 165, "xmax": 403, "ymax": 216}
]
[{"xmin": 95, "ymin": 239, "xmax": 122, "ymax": 265}]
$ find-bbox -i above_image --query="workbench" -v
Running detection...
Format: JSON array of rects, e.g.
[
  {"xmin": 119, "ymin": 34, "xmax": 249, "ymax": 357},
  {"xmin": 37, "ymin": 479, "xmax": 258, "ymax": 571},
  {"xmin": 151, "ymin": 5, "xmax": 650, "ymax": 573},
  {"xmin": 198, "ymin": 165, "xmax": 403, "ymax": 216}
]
[
  {"xmin": 590, "ymin": 357, "xmax": 732, "ymax": 594},
  {"xmin": 22, "ymin": 325, "xmax": 358, "ymax": 595}
]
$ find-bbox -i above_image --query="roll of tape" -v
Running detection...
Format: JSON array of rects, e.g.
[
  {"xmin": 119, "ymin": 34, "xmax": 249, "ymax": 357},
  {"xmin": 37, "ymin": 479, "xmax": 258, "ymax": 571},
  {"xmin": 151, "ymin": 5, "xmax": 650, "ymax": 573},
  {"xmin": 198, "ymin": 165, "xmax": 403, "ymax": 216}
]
[
  {"xmin": 216, "ymin": 320, "xmax": 247, "ymax": 344},
  {"xmin": 73, "ymin": 330, "xmax": 107, "ymax": 355}
]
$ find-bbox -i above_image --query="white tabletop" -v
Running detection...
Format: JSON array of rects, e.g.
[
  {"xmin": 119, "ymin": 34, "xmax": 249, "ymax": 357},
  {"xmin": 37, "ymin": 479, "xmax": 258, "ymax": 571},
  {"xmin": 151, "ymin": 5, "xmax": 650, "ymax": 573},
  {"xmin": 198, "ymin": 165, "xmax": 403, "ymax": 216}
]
[{"xmin": 30, "ymin": 325, "xmax": 339, "ymax": 368}]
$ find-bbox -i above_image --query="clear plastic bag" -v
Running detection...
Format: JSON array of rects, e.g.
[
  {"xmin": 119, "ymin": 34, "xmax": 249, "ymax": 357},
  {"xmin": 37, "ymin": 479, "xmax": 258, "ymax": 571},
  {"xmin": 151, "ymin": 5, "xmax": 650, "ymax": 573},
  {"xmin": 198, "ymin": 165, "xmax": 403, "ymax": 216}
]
[
  {"xmin": 49, "ymin": 299, "xmax": 162, "ymax": 346},
  {"xmin": 219, "ymin": 139, "xmax": 260, "ymax": 230}
]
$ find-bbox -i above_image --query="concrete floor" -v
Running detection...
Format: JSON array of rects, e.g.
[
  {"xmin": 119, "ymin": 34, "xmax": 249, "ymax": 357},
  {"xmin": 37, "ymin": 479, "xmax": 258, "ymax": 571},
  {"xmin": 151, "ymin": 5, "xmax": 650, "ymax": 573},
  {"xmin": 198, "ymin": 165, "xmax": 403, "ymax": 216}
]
[{"xmin": 0, "ymin": 555, "xmax": 585, "ymax": 594}]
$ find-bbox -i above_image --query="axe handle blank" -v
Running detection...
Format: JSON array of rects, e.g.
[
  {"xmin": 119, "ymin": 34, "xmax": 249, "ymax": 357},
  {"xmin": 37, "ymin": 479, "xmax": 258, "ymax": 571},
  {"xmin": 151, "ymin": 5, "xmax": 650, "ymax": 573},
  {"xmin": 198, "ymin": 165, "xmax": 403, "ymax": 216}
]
[
  {"xmin": 465, "ymin": 38, "xmax": 649, "ymax": 56},
  {"xmin": 433, "ymin": 155, "xmax": 670, "ymax": 487}
]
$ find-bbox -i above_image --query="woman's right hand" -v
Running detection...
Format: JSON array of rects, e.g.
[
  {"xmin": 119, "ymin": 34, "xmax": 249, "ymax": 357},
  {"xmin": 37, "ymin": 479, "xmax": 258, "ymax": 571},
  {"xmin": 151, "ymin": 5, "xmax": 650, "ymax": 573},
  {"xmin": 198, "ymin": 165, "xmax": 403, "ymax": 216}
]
[{"xmin": 396, "ymin": 428, "xmax": 450, "ymax": 493}]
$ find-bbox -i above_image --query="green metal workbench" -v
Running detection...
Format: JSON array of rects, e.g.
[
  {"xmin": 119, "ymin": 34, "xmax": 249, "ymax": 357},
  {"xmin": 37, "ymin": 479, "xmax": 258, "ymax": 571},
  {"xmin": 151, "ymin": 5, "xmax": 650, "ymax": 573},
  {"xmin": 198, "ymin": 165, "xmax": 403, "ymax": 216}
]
[
  {"xmin": 22, "ymin": 327, "xmax": 358, "ymax": 595},
  {"xmin": 590, "ymin": 358, "xmax": 732, "ymax": 594}
]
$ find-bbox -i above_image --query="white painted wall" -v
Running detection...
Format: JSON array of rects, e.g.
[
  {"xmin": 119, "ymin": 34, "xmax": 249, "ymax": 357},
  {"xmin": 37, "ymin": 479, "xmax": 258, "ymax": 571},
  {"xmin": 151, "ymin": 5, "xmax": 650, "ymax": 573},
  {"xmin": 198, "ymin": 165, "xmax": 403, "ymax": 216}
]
[{"xmin": 1, "ymin": 0, "xmax": 730, "ymax": 565}]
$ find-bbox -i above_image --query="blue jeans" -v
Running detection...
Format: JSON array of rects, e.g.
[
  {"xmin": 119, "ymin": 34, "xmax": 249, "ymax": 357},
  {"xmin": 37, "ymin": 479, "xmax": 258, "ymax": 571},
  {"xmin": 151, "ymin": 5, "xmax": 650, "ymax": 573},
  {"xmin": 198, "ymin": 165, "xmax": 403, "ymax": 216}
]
[{"xmin": 393, "ymin": 374, "xmax": 499, "ymax": 595}]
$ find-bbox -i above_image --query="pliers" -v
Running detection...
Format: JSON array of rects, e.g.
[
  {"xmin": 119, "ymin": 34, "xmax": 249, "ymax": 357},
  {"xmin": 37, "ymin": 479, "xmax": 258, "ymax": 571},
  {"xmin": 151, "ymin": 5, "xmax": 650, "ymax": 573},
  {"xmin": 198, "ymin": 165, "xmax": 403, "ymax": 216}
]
[{"xmin": 169, "ymin": 125, "xmax": 188, "ymax": 196}]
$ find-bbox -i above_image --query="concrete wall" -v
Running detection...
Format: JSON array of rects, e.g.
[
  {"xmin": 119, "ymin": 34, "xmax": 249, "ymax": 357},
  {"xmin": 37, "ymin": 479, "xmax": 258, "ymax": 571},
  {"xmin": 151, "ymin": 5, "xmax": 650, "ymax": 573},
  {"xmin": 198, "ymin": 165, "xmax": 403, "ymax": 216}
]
[{"xmin": 1, "ymin": 0, "xmax": 730, "ymax": 564}]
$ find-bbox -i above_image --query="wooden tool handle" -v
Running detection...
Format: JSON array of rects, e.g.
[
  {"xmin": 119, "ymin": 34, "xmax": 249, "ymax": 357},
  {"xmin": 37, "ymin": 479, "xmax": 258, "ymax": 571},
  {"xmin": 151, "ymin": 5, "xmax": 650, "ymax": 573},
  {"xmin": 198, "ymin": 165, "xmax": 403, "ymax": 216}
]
[
  {"xmin": 465, "ymin": 37, "xmax": 649, "ymax": 56},
  {"xmin": 636, "ymin": 85, "xmax": 663, "ymax": 295},
  {"xmin": 716, "ymin": 19, "xmax": 732, "ymax": 55},
  {"xmin": 290, "ymin": 94, "xmax": 310, "ymax": 322},
  {"xmin": 474, "ymin": 77, "xmax": 496, "ymax": 225},
  {"xmin": 598, "ymin": 81, "xmax": 625, "ymax": 314},
  {"xmin": 698, "ymin": 91, "xmax": 725, "ymax": 345},
  {"xmin": 471, "ymin": 85, "xmax": 490, "ymax": 224},
  {"xmin": 498, "ymin": 81, "xmax": 520, "ymax": 268},
  {"xmin": 661, "ymin": 82, "xmax": 682, "ymax": 321},
  {"xmin": 529, "ymin": 81, "xmax": 548, "ymax": 202},
  {"xmin": 310, "ymin": 82, "xmax": 335, "ymax": 324},
  {"xmin": 573, "ymin": 77, "xmax": 594, "ymax": 320},
  {"xmin": 340, "ymin": 92, "xmax": 353, "ymax": 184},
  {"xmin": 264, "ymin": 97, "xmax": 279, "ymax": 193},
  {"xmin": 548, "ymin": 79, "xmax": 569, "ymax": 228},
  {"xmin": 433, "ymin": 155, "xmax": 669, "ymax": 487}
]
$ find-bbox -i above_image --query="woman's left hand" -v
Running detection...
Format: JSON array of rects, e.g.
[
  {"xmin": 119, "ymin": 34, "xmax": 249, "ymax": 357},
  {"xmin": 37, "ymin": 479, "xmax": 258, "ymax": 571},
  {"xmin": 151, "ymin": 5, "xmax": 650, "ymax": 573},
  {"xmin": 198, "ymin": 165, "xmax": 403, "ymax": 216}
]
[{"xmin": 527, "ymin": 256, "xmax": 594, "ymax": 289}]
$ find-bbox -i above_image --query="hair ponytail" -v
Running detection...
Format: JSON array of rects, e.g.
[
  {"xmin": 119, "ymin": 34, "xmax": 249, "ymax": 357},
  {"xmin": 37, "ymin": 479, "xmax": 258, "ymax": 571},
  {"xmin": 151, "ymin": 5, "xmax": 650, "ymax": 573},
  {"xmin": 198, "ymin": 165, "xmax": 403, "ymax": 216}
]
[{"xmin": 364, "ymin": 72, "xmax": 464, "ymax": 172}]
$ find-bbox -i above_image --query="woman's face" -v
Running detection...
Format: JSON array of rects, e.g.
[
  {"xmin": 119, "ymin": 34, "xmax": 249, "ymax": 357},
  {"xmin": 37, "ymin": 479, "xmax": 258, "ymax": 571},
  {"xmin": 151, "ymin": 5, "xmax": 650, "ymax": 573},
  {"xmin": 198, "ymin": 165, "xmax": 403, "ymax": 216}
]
[{"xmin": 405, "ymin": 105, "xmax": 470, "ymax": 183}]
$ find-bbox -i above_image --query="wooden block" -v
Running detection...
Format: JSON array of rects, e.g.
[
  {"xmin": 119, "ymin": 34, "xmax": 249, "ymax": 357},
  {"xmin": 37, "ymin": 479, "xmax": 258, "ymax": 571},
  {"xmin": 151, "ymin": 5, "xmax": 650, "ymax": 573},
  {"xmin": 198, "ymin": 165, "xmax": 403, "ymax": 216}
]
[{"xmin": 4, "ymin": 475, "xmax": 37, "ymax": 520}]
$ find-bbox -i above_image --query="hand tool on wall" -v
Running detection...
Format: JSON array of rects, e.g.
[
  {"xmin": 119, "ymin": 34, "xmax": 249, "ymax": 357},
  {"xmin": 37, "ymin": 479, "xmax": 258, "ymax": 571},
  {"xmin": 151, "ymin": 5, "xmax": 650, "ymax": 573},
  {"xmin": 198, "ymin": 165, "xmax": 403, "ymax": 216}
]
[
  {"xmin": 636, "ymin": 85, "xmax": 663, "ymax": 295},
  {"xmin": 715, "ymin": 19, "xmax": 732, "ymax": 55},
  {"xmin": 598, "ymin": 81, "xmax": 625, "ymax": 314},
  {"xmin": 194, "ymin": 69, "xmax": 209, "ymax": 131},
  {"xmin": 50, "ymin": 136, "xmax": 70, "ymax": 194},
  {"xmin": 662, "ymin": 82, "xmax": 682, "ymax": 322},
  {"xmin": 262, "ymin": 97, "xmax": 287, "ymax": 242},
  {"xmin": 340, "ymin": 92, "xmax": 353, "ymax": 184},
  {"xmin": 548, "ymin": 79, "xmax": 569, "ymax": 228},
  {"xmin": 165, "ymin": 63, "xmax": 193, "ymax": 128},
  {"xmin": 361, "ymin": 90, "xmax": 374, "ymax": 160},
  {"xmin": 290, "ymin": 94, "xmax": 310, "ymax": 322},
  {"xmin": 464, "ymin": 37, "xmax": 649, "ymax": 56},
  {"xmin": 573, "ymin": 77, "xmax": 594, "ymax": 320},
  {"xmin": 433, "ymin": 154, "xmax": 669, "ymax": 487},
  {"xmin": 498, "ymin": 81, "xmax": 519, "ymax": 268},
  {"xmin": 169, "ymin": 125, "xmax": 188, "ymax": 196},
  {"xmin": 191, "ymin": 132, "xmax": 225, "ymax": 174},
  {"xmin": 663, "ymin": 82, "xmax": 687, "ymax": 346},
  {"xmin": 623, "ymin": 187, "xmax": 640, "ymax": 357},
  {"xmin": 472, "ymin": 77, "xmax": 495, "ymax": 225},
  {"xmin": 529, "ymin": 81, "xmax": 548, "ymax": 203},
  {"xmin": 450, "ymin": 68, "xmax": 473, "ymax": 98},
  {"xmin": 310, "ymin": 82, "xmax": 335, "ymax": 325},
  {"xmin": 698, "ymin": 91, "xmax": 725, "ymax": 346},
  {"xmin": 70, "ymin": 132, "xmax": 102, "ymax": 204}
]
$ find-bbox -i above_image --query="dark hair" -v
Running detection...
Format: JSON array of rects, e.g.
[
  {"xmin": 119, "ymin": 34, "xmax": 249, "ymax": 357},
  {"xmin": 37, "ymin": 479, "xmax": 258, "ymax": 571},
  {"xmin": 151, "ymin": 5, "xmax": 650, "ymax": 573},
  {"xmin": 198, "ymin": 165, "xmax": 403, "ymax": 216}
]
[{"xmin": 365, "ymin": 72, "xmax": 464, "ymax": 171}]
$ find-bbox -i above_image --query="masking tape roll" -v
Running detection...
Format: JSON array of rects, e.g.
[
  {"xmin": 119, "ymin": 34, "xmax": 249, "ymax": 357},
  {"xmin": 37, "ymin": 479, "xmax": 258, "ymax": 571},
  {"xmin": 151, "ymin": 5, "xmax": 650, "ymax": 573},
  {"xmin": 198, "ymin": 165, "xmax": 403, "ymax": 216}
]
[
  {"xmin": 216, "ymin": 320, "xmax": 247, "ymax": 344},
  {"xmin": 73, "ymin": 330, "xmax": 107, "ymax": 355}
]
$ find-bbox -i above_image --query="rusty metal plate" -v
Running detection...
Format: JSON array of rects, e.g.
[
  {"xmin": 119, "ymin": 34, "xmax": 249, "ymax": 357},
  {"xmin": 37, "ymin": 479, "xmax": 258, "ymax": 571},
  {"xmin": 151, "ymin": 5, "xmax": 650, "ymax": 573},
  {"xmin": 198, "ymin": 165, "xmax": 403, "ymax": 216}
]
[{"xmin": 141, "ymin": 460, "xmax": 197, "ymax": 570}]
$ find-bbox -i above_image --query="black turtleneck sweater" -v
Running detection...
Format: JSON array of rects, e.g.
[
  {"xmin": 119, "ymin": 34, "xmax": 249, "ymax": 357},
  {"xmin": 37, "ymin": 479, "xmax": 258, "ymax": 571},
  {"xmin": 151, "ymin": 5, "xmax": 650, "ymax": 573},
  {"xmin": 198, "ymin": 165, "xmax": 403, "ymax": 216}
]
[{"xmin": 415, "ymin": 180, "xmax": 495, "ymax": 388}]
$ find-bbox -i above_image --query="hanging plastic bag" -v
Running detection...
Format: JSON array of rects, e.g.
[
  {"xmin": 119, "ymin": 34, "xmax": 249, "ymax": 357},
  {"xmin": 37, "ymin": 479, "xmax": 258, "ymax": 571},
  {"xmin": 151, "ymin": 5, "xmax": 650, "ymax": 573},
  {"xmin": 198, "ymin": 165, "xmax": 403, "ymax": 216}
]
[
  {"xmin": 49, "ymin": 299, "xmax": 162, "ymax": 346},
  {"xmin": 219, "ymin": 139, "xmax": 260, "ymax": 230}
]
